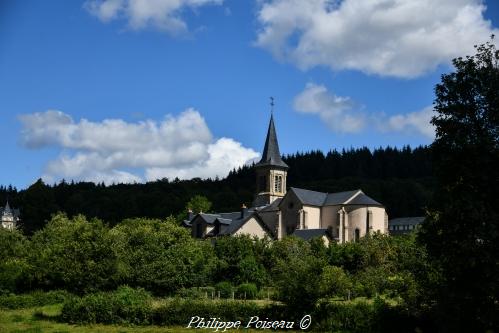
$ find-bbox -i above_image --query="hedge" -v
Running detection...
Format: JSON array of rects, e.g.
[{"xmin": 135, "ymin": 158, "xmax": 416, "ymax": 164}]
[
  {"xmin": 0, "ymin": 290, "xmax": 70, "ymax": 309},
  {"xmin": 60, "ymin": 286, "xmax": 152, "ymax": 325}
]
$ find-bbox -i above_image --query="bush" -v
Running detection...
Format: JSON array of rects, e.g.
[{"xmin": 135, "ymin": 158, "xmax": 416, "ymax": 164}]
[
  {"xmin": 236, "ymin": 283, "xmax": 258, "ymax": 299},
  {"xmin": 0, "ymin": 290, "xmax": 70, "ymax": 309},
  {"xmin": 60, "ymin": 286, "xmax": 152, "ymax": 325},
  {"xmin": 215, "ymin": 281, "xmax": 233, "ymax": 299},
  {"xmin": 152, "ymin": 299, "xmax": 261, "ymax": 326}
]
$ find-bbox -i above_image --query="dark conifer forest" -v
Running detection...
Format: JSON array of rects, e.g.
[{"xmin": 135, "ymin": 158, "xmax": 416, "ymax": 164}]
[{"xmin": 1, "ymin": 145, "xmax": 433, "ymax": 233}]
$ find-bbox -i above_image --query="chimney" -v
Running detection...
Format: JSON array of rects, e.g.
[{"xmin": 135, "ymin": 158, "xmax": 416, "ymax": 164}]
[
  {"xmin": 188, "ymin": 208, "xmax": 193, "ymax": 221},
  {"xmin": 240, "ymin": 204, "xmax": 248, "ymax": 219}
]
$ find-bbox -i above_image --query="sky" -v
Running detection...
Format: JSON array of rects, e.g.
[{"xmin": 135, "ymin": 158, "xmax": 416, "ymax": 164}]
[{"xmin": 1, "ymin": 0, "xmax": 498, "ymax": 189}]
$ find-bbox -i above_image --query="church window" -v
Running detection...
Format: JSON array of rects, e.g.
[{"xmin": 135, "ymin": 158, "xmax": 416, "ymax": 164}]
[
  {"xmin": 354, "ymin": 228, "xmax": 360, "ymax": 242},
  {"xmin": 274, "ymin": 175, "xmax": 282, "ymax": 192}
]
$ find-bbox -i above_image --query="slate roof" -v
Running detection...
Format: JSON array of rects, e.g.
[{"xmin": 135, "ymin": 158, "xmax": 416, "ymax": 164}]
[
  {"xmin": 293, "ymin": 228, "xmax": 331, "ymax": 241},
  {"xmin": 255, "ymin": 114, "xmax": 288, "ymax": 169},
  {"xmin": 389, "ymin": 217, "xmax": 425, "ymax": 226},
  {"xmin": 287, "ymin": 188, "xmax": 383, "ymax": 207},
  {"xmin": 290, "ymin": 187, "xmax": 328, "ymax": 206},
  {"xmin": 258, "ymin": 198, "xmax": 282, "ymax": 212},
  {"xmin": 346, "ymin": 192, "xmax": 383, "ymax": 206},
  {"xmin": 1, "ymin": 202, "xmax": 20, "ymax": 218},
  {"xmin": 323, "ymin": 190, "xmax": 360, "ymax": 205}
]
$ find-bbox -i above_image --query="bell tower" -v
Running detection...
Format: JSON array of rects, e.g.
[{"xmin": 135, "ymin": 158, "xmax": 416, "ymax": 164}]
[{"xmin": 253, "ymin": 99, "xmax": 288, "ymax": 207}]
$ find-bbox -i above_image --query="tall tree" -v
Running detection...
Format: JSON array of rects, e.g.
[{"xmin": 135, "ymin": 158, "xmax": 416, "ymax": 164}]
[{"xmin": 419, "ymin": 37, "xmax": 499, "ymax": 332}]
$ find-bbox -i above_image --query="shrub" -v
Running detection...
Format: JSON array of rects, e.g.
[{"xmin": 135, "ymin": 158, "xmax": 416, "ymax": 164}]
[
  {"xmin": 0, "ymin": 290, "xmax": 70, "ymax": 309},
  {"xmin": 215, "ymin": 281, "xmax": 233, "ymax": 299},
  {"xmin": 236, "ymin": 283, "xmax": 258, "ymax": 299},
  {"xmin": 152, "ymin": 299, "xmax": 261, "ymax": 326},
  {"xmin": 60, "ymin": 286, "xmax": 152, "ymax": 325},
  {"xmin": 319, "ymin": 266, "xmax": 352, "ymax": 299}
]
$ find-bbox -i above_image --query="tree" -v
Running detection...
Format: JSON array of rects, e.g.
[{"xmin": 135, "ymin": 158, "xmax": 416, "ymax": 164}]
[
  {"xmin": 28, "ymin": 213, "xmax": 118, "ymax": 294},
  {"xmin": 419, "ymin": 37, "xmax": 499, "ymax": 332},
  {"xmin": 319, "ymin": 266, "xmax": 352, "ymax": 299},
  {"xmin": 271, "ymin": 237, "xmax": 324, "ymax": 314},
  {"xmin": 110, "ymin": 217, "xmax": 216, "ymax": 295},
  {"xmin": 187, "ymin": 195, "xmax": 212, "ymax": 214}
]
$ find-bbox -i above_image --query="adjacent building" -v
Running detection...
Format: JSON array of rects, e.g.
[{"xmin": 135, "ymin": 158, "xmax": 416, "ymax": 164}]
[
  {"xmin": 185, "ymin": 113, "xmax": 389, "ymax": 243},
  {"xmin": 388, "ymin": 217, "xmax": 424, "ymax": 235}
]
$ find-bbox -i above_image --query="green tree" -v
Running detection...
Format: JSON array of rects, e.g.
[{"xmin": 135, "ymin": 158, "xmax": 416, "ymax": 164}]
[
  {"xmin": 0, "ymin": 229, "xmax": 29, "ymax": 294},
  {"xmin": 187, "ymin": 195, "xmax": 212, "ymax": 214},
  {"xmin": 271, "ymin": 237, "xmax": 323, "ymax": 314},
  {"xmin": 111, "ymin": 217, "xmax": 215, "ymax": 295},
  {"xmin": 419, "ymin": 37, "xmax": 499, "ymax": 332},
  {"xmin": 28, "ymin": 213, "xmax": 118, "ymax": 294},
  {"xmin": 319, "ymin": 266, "xmax": 352, "ymax": 299}
]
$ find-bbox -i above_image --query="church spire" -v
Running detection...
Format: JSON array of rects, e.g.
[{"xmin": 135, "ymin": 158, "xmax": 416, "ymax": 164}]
[{"xmin": 256, "ymin": 112, "xmax": 288, "ymax": 169}]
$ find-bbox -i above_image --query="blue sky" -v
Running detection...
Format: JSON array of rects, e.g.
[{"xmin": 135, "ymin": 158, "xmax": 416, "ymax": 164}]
[{"xmin": 1, "ymin": 0, "xmax": 498, "ymax": 189}]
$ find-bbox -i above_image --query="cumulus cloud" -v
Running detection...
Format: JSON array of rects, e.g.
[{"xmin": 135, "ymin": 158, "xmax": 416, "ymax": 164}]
[
  {"xmin": 255, "ymin": 0, "xmax": 498, "ymax": 78},
  {"xmin": 84, "ymin": 0, "xmax": 223, "ymax": 35},
  {"xmin": 384, "ymin": 106, "xmax": 435, "ymax": 138},
  {"xmin": 293, "ymin": 83, "xmax": 365, "ymax": 133},
  {"xmin": 293, "ymin": 83, "xmax": 435, "ymax": 138},
  {"xmin": 19, "ymin": 109, "xmax": 259, "ymax": 184}
]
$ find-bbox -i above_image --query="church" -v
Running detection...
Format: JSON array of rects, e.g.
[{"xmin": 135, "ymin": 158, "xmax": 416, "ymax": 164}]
[{"xmin": 184, "ymin": 114, "xmax": 388, "ymax": 243}]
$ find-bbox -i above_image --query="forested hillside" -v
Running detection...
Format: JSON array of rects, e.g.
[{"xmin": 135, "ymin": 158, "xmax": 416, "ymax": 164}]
[{"xmin": 1, "ymin": 145, "xmax": 433, "ymax": 233}]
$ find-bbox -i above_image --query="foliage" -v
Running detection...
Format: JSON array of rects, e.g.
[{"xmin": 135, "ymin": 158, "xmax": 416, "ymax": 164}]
[
  {"xmin": 0, "ymin": 290, "xmax": 70, "ymax": 309},
  {"xmin": 60, "ymin": 286, "xmax": 152, "ymax": 325},
  {"xmin": 152, "ymin": 299, "xmax": 261, "ymax": 326},
  {"xmin": 319, "ymin": 266, "xmax": 352, "ymax": 299},
  {"xmin": 419, "ymin": 37, "xmax": 499, "ymax": 332},
  {"xmin": 186, "ymin": 195, "xmax": 212, "ymax": 214},
  {"xmin": 236, "ymin": 283, "xmax": 258, "ymax": 299},
  {"xmin": 0, "ymin": 228, "xmax": 29, "ymax": 294},
  {"xmin": 28, "ymin": 214, "xmax": 118, "ymax": 294},
  {"xmin": 213, "ymin": 235, "xmax": 268, "ymax": 286},
  {"xmin": 271, "ymin": 237, "xmax": 324, "ymax": 314},
  {"xmin": 110, "ymin": 217, "xmax": 216, "ymax": 295},
  {"xmin": 214, "ymin": 281, "xmax": 233, "ymax": 299}
]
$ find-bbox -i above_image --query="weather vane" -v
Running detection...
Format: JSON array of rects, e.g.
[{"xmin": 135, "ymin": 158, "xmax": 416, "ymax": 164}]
[{"xmin": 270, "ymin": 96, "xmax": 275, "ymax": 115}]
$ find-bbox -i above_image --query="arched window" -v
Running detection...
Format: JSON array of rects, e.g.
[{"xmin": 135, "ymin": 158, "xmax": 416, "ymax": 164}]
[
  {"xmin": 354, "ymin": 228, "xmax": 360, "ymax": 242},
  {"xmin": 274, "ymin": 175, "xmax": 282, "ymax": 193}
]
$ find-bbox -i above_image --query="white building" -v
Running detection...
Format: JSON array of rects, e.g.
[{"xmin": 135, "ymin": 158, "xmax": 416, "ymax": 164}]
[
  {"xmin": 1, "ymin": 201, "xmax": 20, "ymax": 231},
  {"xmin": 185, "ymin": 114, "xmax": 388, "ymax": 243}
]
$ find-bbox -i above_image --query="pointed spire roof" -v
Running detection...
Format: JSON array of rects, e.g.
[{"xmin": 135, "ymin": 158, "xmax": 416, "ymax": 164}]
[
  {"xmin": 3, "ymin": 201, "xmax": 12, "ymax": 215},
  {"xmin": 256, "ymin": 114, "xmax": 289, "ymax": 169}
]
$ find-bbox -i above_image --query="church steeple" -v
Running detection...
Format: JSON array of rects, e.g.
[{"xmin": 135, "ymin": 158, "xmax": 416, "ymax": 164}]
[
  {"xmin": 253, "ymin": 104, "xmax": 288, "ymax": 207},
  {"xmin": 256, "ymin": 114, "xmax": 289, "ymax": 169}
]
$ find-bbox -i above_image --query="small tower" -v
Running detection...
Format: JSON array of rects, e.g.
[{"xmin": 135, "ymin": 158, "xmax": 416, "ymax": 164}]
[{"xmin": 253, "ymin": 103, "xmax": 288, "ymax": 206}]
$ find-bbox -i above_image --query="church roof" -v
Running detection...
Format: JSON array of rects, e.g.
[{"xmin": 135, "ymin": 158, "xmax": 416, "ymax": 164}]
[
  {"xmin": 293, "ymin": 228, "xmax": 331, "ymax": 241},
  {"xmin": 346, "ymin": 192, "xmax": 383, "ymax": 206},
  {"xmin": 290, "ymin": 187, "xmax": 328, "ymax": 206},
  {"xmin": 288, "ymin": 188, "xmax": 383, "ymax": 207},
  {"xmin": 255, "ymin": 114, "xmax": 288, "ymax": 169}
]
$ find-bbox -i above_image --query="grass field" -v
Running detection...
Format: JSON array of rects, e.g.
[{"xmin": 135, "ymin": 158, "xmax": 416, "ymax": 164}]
[{"xmin": 0, "ymin": 304, "xmax": 273, "ymax": 333}]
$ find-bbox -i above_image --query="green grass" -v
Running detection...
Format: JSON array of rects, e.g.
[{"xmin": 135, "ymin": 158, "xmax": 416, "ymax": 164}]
[{"xmin": 0, "ymin": 304, "xmax": 282, "ymax": 333}]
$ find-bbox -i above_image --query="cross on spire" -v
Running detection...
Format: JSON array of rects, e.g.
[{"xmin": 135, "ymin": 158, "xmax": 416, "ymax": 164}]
[{"xmin": 270, "ymin": 96, "xmax": 274, "ymax": 115}]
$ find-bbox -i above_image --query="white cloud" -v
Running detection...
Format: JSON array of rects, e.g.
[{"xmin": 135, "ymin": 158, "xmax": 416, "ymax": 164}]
[
  {"xmin": 84, "ymin": 0, "xmax": 223, "ymax": 35},
  {"xmin": 384, "ymin": 106, "xmax": 435, "ymax": 138},
  {"xmin": 293, "ymin": 83, "xmax": 365, "ymax": 133},
  {"xmin": 255, "ymin": 0, "xmax": 498, "ymax": 78},
  {"xmin": 293, "ymin": 83, "xmax": 435, "ymax": 138},
  {"xmin": 19, "ymin": 109, "xmax": 259, "ymax": 184}
]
